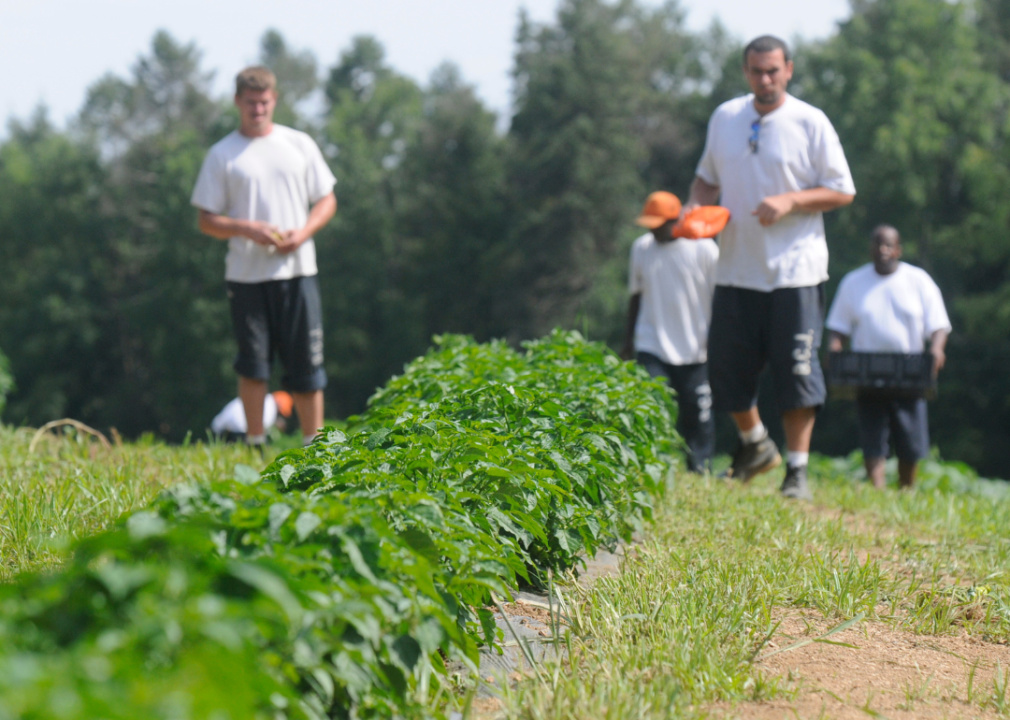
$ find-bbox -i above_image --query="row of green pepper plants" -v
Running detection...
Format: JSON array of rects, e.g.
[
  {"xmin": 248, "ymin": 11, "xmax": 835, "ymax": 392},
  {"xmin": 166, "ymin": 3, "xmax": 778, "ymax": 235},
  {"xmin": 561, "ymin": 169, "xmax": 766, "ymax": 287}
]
[{"xmin": 0, "ymin": 331, "xmax": 679, "ymax": 719}]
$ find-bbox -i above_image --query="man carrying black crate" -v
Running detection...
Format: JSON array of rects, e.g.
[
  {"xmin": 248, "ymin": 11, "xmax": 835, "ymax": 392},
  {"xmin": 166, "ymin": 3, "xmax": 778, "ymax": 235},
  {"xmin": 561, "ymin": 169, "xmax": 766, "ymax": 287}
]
[
  {"xmin": 825, "ymin": 225, "xmax": 951, "ymax": 489},
  {"xmin": 684, "ymin": 35, "xmax": 856, "ymax": 499}
]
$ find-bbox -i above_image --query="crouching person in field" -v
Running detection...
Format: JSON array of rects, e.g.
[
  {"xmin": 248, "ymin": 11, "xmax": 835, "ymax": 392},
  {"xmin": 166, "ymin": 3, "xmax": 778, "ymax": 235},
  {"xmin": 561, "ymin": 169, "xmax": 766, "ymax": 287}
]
[
  {"xmin": 826, "ymin": 225, "xmax": 951, "ymax": 489},
  {"xmin": 621, "ymin": 192, "xmax": 719, "ymax": 473}
]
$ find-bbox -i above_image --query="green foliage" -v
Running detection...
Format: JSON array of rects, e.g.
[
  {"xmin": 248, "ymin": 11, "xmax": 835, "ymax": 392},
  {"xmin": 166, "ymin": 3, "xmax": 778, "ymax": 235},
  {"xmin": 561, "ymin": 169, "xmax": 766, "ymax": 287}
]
[
  {"xmin": 277, "ymin": 332, "xmax": 677, "ymax": 578},
  {"xmin": 505, "ymin": 0, "xmax": 717, "ymax": 340},
  {"xmin": 316, "ymin": 37, "xmax": 429, "ymax": 415},
  {"xmin": 0, "ymin": 33, "xmax": 235, "ymax": 437},
  {"xmin": 259, "ymin": 29, "xmax": 319, "ymax": 127},
  {"xmin": 0, "ymin": 332, "xmax": 678, "ymax": 718},
  {"xmin": 395, "ymin": 64, "xmax": 510, "ymax": 342}
]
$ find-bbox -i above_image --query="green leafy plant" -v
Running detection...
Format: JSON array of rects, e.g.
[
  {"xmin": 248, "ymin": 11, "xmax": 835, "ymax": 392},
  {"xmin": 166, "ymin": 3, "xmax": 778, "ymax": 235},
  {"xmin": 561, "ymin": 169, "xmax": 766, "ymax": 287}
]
[{"xmin": 0, "ymin": 331, "xmax": 680, "ymax": 719}]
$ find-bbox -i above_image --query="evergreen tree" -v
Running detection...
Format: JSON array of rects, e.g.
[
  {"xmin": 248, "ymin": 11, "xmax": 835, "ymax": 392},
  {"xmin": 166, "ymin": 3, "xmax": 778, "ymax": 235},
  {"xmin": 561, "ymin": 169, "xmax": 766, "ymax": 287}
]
[
  {"xmin": 318, "ymin": 36, "xmax": 427, "ymax": 415},
  {"xmin": 396, "ymin": 63, "xmax": 509, "ymax": 340},
  {"xmin": 0, "ymin": 33, "xmax": 236, "ymax": 437},
  {"xmin": 506, "ymin": 0, "xmax": 647, "ymax": 337},
  {"xmin": 505, "ymin": 0, "xmax": 713, "ymax": 342},
  {"xmin": 258, "ymin": 29, "xmax": 319, "ymax": 127}
]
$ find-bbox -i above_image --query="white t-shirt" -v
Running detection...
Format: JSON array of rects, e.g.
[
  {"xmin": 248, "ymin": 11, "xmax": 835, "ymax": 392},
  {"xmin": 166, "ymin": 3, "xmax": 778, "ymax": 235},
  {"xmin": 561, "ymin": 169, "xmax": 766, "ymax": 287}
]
[
  {"xmin": 629, "ymin": 234, "xmax": 719, "ymax": 365},
  {"xmin": 696, "ymin": 93, "xmax": 855, "ymax": 291},
  {"xmin": 825, "ymin": 262, "xmax": 951, "ymax": 352},
  {"xmin": 210, "ymin": 395, "xmax": 279, "ymax": 435},
  {"xmin": 191, "ymin": 125, "xmax": 337, "ymax": 283}
]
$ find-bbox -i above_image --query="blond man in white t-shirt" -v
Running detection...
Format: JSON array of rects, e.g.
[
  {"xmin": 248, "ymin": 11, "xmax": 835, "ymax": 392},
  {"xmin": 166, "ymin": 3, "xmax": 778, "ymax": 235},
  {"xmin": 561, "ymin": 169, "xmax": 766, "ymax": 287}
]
[
  {"xmin": 826, "ymin": 225, "xmax": 951, "ymax": 489},
  {"xmin": 621, "ymin": 191, "xmax": 719, "ymax": 472},
  {"xmin": 685, "ymin": 35, "xmax": 856, "ymax": 500},
  {"xmin": 192, "ymin": 67, "xmax": 337, "ymax": 447}
]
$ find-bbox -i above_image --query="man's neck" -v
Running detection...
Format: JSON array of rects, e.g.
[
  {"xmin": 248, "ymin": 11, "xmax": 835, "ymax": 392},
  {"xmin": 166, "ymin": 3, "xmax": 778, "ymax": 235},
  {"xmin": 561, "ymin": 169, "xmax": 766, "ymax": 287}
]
[
  {"xmin": 874, "ymin": 262, "xmax": 900, "ymax": 276},
  {"xmin": 239, "ymin": 121, "xmax": 274, "ymax": 138},
  {"xmin": 753, "ymin": 93, "xmax": 788, "ymax": 117}
]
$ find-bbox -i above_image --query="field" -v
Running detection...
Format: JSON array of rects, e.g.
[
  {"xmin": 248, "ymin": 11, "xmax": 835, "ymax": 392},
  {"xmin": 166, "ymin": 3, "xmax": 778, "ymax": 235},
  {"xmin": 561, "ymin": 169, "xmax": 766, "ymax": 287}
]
[
  {"xmin": 500, "ymin": 455, "xmax": 1010, "ymax": 719},
  {"xmin": 0, "ymin": 338, "xmax": 1009, "ymax": 719},
  {"xmin": 0, "ymin": 427, "xmax": 265, "ymax": 580}
]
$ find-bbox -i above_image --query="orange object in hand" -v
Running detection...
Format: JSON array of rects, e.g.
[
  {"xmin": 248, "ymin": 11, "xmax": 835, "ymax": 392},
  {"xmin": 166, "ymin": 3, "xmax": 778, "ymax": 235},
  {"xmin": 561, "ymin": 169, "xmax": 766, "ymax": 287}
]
[{"xmin": 673, "ymin": 206, "xmax": 731, "ymax": 239}]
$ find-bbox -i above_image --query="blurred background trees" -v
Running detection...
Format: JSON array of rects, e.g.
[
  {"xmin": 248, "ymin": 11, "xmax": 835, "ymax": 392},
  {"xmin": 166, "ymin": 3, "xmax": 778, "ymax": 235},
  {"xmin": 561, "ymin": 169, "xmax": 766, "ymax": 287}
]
[{"xmin": 3, "ymin": 0, "xmax": 1010, "ymax": 475}]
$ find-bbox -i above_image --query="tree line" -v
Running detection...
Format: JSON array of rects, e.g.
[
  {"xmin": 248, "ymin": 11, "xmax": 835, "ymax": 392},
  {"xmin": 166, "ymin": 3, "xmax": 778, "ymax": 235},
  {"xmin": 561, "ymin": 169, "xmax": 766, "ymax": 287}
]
[{"xmin": 3, "ymin": 0, "xmax": 1010, "ymax": 477}]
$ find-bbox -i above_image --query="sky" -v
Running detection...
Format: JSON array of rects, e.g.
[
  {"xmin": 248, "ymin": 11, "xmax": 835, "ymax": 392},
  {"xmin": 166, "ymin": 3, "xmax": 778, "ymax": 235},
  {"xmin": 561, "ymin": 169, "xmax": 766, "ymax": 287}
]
[{"xmin": 0, "ymin": 0, "xmax": 850, "ymax": 129}]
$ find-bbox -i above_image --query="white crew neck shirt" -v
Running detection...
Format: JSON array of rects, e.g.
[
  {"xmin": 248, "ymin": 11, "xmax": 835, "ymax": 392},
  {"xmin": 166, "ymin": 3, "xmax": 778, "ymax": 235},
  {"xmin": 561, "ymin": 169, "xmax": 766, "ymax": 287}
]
[
  {"xmin": 629, "ymin": 234, "xmax": 719, "ymax": 365},
  {"xmin": 696, "ymin": 93, "xmax": 855, "ymax": 292},
  {"xmin": 825, "ymin": 262, "xmax": 951, "ymax": 352},
  {"xmin": 191, "ymin": 125, "xmax": 337, "ymax": 283}
]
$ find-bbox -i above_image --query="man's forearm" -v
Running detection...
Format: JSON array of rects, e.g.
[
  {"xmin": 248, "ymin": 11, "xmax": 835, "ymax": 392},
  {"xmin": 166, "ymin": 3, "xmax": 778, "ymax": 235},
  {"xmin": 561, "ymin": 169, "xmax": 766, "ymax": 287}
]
[
  {"xmin": 785, "ymin": 188, "xmax": 854, "ymax": 213},
  {"xmin": 930, "ymin": 328, "xmax": 949, "ymax": 373},
  {"xmin": 754, "ymin": 187, "xmax": 854, "ymax": 227},
  {"xmin": 198, "ymin": 210, "xmax": 255, "ymax": 240},
  {"xmin": 930, "ymin": 328, "xmax": 949, "ymax": 355},
  {"xmin": 301, "ymin": 193, "xmax": 337, "ymax": 238},
  {"xmin": 686, "ymin": 177, "xmax": 721, "ymax": 209}
]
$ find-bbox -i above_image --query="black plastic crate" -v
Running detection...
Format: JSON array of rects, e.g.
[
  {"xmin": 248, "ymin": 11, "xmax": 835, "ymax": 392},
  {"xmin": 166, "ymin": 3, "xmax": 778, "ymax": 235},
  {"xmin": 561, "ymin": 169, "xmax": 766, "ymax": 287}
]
[{"xmin": 825, "ymin": 351, "xmax": 936, "ymax": 400}]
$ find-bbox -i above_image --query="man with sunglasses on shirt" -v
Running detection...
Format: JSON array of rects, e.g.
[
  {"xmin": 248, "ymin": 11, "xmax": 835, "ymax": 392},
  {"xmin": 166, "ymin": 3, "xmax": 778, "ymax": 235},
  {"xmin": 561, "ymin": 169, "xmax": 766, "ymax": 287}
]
[{"xmin": 683, "ymin": 35, "xmax": 856, "ymax": 500}]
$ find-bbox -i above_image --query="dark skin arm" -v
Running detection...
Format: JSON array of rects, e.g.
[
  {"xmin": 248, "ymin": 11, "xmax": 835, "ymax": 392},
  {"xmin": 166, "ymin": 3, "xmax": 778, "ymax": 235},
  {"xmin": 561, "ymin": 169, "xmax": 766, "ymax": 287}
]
[
  {"xmin": 826, "ymin": 330, "xmax": 847, "ymax": 368},
  {"xmin": 832, "ymin": 329, "xmax": 947, "ymax": 374},
  {"xmin": 930, "ymin": 328, "xmax": 948, "ymax": 375},
  {"xmin": 620, "ymin": 293, "xmax": 642, "ymax": 361}
]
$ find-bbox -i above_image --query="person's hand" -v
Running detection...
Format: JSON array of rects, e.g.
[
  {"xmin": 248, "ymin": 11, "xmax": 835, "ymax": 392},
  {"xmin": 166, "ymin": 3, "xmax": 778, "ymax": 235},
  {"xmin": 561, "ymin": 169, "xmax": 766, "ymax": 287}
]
[
  {"xmin": 244, "ymin": 221, "xmax": 283, "ymax": 247},
  {"xmin": 931, "ymin": 347, "xmax": 946, "ymax": 376},
  {"xmin": 276, "ymin": 228, "xmax": 308, "ymax": 254},
  {"xmin": 752, "ymin": 193, "xmax": 797, "ymax": 227}
]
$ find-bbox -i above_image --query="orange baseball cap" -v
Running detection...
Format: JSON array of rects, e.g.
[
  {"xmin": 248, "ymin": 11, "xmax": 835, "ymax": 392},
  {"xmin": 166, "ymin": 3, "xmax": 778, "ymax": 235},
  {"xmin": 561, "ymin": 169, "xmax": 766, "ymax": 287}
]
[
  {"xmin": 636, "ymin": 191, "xmax": 682, "ymax": 229},
  {"xmin": 272, "ymin": 391, "xmax": 294, "ymax": 417}
]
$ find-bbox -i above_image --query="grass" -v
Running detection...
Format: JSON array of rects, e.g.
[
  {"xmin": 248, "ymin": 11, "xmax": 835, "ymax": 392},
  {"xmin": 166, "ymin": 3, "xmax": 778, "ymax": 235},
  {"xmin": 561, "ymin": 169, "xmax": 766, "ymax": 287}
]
[
  {"xmin": 498, "ymin": 454, "xmax": 1010, "ymax": 719},
  {"xmin": 0, "ymin": 425, "xmax": 267, "ymax": 579}
]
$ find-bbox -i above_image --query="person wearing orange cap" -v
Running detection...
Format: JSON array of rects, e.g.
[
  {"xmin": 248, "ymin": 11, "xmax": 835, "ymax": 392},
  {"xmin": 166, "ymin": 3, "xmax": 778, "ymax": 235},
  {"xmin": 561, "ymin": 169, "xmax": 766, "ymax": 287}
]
[
  {"xmin": 210, "ymin": 390, "xmax": 294, "ymax": 439},
  {"xmin": 621, "ymin": 191, "xmax": 719, "ymax": 472}
]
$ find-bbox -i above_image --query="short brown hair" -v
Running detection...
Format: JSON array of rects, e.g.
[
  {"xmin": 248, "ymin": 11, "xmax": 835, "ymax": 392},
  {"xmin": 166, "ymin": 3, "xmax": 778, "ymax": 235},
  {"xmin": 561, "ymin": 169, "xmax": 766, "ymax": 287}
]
[
  {"xmin": 235, "ymin": 66, "xmax": 276, "ymax": 96},
  {"xmin": 743, "ymin": 35, "xmax": 791, "ymax": 65}
]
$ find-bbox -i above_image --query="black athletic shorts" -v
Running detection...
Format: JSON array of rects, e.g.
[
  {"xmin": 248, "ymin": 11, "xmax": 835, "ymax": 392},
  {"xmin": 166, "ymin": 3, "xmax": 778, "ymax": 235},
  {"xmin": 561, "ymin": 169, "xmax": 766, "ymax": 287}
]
[
  {"xmin": 856, "ymin": 394, "xmax": 929, "ymax": 462},
  {"xmin": 227, "ymin": 276, "xmax": 326, "ymax": 393},
  {"xmin": 636, "ymin": 353, "xmax": 715, "ymax": 472},
  {"xmin": 708, "ymin": 284, "xmax": 826, "ymax": 413}
]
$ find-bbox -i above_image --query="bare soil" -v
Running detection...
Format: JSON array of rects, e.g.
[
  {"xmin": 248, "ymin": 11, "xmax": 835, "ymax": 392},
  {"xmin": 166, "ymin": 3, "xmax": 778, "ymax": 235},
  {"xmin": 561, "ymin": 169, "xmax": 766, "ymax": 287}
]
[
  {"xmin": 713, "ymin": 610, "xmax": 1010, "ymax": 719},
  {"xmin": 500, "ymin": 601, "xmax": 553, "ymax": 625}
]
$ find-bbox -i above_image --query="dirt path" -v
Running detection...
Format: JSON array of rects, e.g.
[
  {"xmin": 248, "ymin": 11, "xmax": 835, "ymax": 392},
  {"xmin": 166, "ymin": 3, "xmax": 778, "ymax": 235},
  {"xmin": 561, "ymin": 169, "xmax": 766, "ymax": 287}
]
[{"xmin": 715, "ymin": 610, "xmax": 1010, "ymax": 719}]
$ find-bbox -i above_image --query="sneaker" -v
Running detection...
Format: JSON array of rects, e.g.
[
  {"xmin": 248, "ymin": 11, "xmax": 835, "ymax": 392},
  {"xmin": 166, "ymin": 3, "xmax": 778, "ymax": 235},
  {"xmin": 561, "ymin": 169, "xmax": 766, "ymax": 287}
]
[
  {"xmin": 724, "ymin": 432, "xmax": 781, "ymax": 482},
  {"xmin": 780, "ymin": 464, "xmax": 813, "ymax": 501}
]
